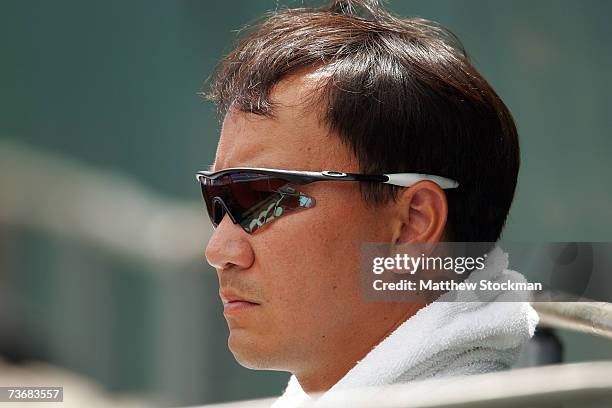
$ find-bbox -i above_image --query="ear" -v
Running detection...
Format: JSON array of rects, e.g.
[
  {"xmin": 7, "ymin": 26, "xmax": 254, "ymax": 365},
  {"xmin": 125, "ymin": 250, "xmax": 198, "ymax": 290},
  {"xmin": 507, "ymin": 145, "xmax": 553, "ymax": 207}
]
[{"xmin": 392, "ymin": 181, "xmax": 448, "ymax": 244}]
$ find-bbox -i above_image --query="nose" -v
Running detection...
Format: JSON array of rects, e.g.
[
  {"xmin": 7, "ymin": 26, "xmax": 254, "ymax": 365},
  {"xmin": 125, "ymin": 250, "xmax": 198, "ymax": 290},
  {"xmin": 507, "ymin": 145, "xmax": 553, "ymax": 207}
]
[{"xmin": 205, "ymin": 214, "xmax": 254, "ymax": 271}]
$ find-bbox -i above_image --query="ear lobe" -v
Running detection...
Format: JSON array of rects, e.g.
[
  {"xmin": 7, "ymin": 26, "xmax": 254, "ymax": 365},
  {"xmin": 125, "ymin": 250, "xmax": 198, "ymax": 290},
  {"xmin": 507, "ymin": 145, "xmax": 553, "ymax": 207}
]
[{"xmin": 394, "ymin": 181, "xmax": 448, "ymax": 244}]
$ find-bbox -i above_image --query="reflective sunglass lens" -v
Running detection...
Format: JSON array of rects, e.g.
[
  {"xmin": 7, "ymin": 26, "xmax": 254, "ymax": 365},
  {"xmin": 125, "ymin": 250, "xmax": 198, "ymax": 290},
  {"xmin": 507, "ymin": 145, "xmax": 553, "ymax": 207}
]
[
  {"xmin": 240, "ymin": 183, "xmax": 315, "ymax": 233},
  {"xmin": 199, "ymin": 173, "xmax": 315, "ymax": 233}
]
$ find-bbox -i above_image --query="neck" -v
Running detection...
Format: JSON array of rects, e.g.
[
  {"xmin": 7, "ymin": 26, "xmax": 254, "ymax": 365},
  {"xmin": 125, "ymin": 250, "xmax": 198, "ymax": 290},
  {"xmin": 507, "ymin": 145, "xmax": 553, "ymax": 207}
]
[{"xmin": 294, "ymin": 302, "xmax": 426, "ymax": 394}]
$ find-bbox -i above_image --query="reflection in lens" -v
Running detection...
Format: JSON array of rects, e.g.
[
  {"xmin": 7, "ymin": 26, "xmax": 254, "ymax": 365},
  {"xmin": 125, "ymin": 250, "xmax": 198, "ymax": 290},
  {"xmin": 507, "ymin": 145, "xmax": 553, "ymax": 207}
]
[{"xmin": 242, "ymin": 184, "xmax": 314, "ymax": 233}]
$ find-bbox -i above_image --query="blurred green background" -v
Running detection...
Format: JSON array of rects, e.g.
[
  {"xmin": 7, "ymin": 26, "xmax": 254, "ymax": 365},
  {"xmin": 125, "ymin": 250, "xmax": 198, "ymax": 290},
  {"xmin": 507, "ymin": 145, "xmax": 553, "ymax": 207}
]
[{"xmin": 0, "ymin": 0, "xmax": 611, "ymax": 406}]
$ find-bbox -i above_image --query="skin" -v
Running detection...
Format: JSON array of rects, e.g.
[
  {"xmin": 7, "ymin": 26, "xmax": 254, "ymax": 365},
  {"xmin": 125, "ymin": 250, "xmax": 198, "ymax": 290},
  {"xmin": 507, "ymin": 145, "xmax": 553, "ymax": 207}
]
[{"xmin": 205, "ymin": 68, "xmax": 448, "ymax": 393}]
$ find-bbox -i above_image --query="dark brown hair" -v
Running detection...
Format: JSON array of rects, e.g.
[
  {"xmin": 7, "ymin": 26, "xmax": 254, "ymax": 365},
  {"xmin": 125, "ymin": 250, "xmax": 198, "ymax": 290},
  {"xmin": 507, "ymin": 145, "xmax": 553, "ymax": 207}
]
[{"xmin": 206, "ymin": 0, "xmax": 520, "ymax": 243}]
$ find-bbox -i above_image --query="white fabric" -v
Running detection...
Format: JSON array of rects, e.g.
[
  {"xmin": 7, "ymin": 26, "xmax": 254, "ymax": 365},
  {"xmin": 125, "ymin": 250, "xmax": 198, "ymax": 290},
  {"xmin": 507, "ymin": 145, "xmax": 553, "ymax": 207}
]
[{"xmin": 272, "ymin": 246, "xmax": 539, "ymax": 408}]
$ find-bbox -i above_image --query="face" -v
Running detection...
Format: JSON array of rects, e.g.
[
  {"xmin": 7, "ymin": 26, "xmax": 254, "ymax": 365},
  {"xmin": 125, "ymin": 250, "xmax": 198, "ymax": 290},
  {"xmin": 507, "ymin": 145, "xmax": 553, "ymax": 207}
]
[{"xmin": 205, "ymin": 71, "xmax": 412, "ymax": 374}]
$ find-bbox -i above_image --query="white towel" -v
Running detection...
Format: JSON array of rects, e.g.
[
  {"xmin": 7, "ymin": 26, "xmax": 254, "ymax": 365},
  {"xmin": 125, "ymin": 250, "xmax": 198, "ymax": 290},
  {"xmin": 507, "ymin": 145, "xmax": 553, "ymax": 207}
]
[{"xmin": 272, "ymin": 246, "xmax": 539, "ymax": 408}]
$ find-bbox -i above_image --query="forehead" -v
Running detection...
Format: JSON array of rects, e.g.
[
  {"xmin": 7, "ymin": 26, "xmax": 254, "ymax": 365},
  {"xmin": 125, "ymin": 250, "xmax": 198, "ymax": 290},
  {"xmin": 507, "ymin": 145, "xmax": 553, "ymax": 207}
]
[{"xmin": 214, "ymin": 71, "xmax": 358, "ymax": 172}]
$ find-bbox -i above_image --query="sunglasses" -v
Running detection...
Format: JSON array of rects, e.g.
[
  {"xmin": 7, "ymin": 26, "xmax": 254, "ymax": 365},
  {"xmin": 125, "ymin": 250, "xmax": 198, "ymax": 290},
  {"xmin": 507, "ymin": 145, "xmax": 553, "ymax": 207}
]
[{"xmin": 195, "ymin": 167, "xmax": 459, "ymax": 234}]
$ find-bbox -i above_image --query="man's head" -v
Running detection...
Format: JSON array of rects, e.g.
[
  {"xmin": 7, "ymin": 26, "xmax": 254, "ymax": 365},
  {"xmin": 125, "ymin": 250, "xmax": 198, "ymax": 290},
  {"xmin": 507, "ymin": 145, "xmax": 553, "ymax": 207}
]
[{"xmin": 203, "ymin": 0, "xmax": 519, "ymax": 389}]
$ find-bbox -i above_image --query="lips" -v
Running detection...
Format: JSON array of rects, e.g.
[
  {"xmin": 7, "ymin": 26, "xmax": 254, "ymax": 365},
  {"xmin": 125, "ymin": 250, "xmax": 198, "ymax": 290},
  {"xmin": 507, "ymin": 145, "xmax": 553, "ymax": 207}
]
[{"xmin": 219, "ymin": 289, "xmax": 260, "ymax": 314}]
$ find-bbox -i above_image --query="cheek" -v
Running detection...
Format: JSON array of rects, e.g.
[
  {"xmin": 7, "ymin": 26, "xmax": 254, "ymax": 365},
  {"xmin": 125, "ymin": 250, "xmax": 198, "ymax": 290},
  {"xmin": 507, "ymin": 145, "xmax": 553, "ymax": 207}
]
[{"xmin": 253, "ymin": 190, "xmax": 386, "ymax": 327}]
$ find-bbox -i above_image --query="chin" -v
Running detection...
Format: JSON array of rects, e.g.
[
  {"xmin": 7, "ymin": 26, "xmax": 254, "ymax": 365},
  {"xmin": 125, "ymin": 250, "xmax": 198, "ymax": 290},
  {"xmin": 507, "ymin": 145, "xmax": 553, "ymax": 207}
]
[{"xmin": 228, "ymin": 331, "xmax": 283, "ymax": 370}]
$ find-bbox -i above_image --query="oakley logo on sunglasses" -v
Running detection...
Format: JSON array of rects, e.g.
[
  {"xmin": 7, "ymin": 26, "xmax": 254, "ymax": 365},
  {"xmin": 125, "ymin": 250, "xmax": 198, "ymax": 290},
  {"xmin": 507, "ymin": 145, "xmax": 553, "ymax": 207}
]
[
  {"xmin": 321, "ymin": 171, "xmax": 347, "ymax": 177},
  {"xmin": 195, "ymin": 167, "xmax": 459, "ymax": 234}
]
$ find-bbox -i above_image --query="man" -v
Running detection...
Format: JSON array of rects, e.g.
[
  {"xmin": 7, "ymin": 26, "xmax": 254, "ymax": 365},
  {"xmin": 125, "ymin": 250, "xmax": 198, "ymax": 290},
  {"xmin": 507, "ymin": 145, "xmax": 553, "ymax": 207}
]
[{"xmin": 198, "ymin": 0, "xmax": 538, "ymax": 405}]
